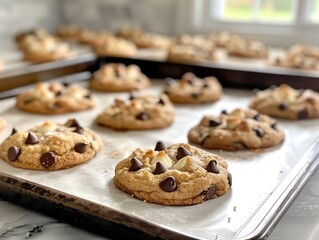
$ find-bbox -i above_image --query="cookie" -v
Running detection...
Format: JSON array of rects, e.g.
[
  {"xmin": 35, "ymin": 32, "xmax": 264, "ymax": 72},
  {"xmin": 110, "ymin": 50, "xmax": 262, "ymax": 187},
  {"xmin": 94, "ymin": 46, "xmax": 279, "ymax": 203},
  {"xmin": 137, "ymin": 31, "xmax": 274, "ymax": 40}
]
[
  {"xmin": 114, "ymin": 142, "xmax": 232, "ymax": 206},
  {"xmin": 210, "ymin": 31, "xmax": 232, "ymax": 48},
  {"xmin": 91, "ymin": 36, "xmax": 137, "ymax": 57},
  {"xmin": 22, "ymin": 35, "xmax": 74, "ymax": 63},
  {"xmin": 90, "ymin": 63, "xmax": 150, "ymax": 92},
  {"xmin": 0, "ymin": 117, "xmax": 5, "ymax": 131},
  {"xmin": 16, "ymin": 82, "xmax": 97, "ymax": 115},
  {"xmin": 56, "ymin": 25, "xmax": 81, "ymax": 40},
  {"xmin": 163, "ymin": 72, "xmax": 222, "ymax": 104},
  {"xmin": 96, "ymin": 94, "xmax": 175, "ymax": 130},
  {"xmin": 15, "ymin": 28, "xmax": 49, "ymax": 49},
  {"xmin": 188, "ymin": 108, "xmax": 285, "ymax": 150},
  {"xmin": 176, "ymin": 34, "xmax": 214, "ymax": 51},
  {"xmin": 167, "ymin": 44, "xmax": 217, "ymax": 63},
  {"xmin": 0, "ymin": 119, "xmax": 103, "ymax": 170},
  {"xmin": 226, "ymin": 35, "xmax": 268, "ymax": 59},
  {"xmin": 249, "ymin": 84, "xmax": 319, "ymax": 120}
]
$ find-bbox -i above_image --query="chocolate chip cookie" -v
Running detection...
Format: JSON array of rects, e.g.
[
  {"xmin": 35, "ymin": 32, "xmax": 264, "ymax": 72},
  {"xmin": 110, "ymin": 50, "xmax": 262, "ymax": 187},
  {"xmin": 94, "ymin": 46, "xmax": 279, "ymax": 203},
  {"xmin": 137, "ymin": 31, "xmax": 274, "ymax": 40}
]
[
  {"xmin": 188, "ymin": 108, "xmax": 285, "ymax": 150},
  {"xmin": 16, "ymin": 82, "xmax": 97, "ymax": 114},
  {"xmin": 90, "ymin": 63, "xmax": 150, "ymax": 92},
  {"xmin": 249, "ymin": 84, "xmax": 319, "ymax": 120},
  {"xmin": 0, "ymin": 119, "xmax": 103, "ymax": 170},
  {"xmin": 163, "ymin": 72, "xmax": 222, "ymax": 104},
  {"xmin": 96, "ymin": 94, "xmax": 175, "ymax": 130},
  {"xmin": 114, "ymin": 142, "xmax": 232, "ymax": 206}
]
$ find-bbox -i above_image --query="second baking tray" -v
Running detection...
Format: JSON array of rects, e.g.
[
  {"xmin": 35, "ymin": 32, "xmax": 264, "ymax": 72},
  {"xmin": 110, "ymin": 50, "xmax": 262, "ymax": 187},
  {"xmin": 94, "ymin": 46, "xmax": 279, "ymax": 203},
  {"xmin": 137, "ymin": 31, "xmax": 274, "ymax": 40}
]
[{"xmin": 0, "ymin": 81, "xmax": 319, "ymax": 239}]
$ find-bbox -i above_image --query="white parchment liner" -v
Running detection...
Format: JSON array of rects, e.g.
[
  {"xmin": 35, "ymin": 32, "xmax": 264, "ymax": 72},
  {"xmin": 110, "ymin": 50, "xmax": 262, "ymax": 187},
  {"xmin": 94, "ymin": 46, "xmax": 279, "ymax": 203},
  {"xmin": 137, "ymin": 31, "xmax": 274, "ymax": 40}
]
[{"xmin": 0, "ymin": 80, "xmax": 318, "ymax": 240}]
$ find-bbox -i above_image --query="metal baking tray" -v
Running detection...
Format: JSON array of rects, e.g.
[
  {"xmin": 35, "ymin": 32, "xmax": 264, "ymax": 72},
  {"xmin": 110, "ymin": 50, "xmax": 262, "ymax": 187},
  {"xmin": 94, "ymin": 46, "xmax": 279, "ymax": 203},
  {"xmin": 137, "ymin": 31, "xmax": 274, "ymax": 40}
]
[
  {"xmin": 0, "ymin": 79, "xmax": 318, "ymax": 240},
  {"xmin": 95, "ymin": 56, "xmax": 319, "ymax": 91}
]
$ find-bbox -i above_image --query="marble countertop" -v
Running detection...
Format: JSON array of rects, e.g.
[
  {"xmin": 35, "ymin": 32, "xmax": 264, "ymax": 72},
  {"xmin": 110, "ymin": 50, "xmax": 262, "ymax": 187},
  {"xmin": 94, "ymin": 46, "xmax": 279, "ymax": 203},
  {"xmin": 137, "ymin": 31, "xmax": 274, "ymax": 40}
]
[{"xmin": 0, "ymin": 169, "xmax": 318, "ymax": 240}]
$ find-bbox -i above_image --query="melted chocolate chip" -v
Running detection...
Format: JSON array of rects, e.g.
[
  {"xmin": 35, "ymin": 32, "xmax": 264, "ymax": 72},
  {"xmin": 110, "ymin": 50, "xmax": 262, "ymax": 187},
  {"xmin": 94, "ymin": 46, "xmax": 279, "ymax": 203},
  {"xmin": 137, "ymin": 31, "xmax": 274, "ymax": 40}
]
[
  {"xmin": 209, "ymin": 119, "xmax": 221, "ymax": 127},
  {"xmin": 8, "ymin": 146, "xmax": 21, "ymax": 162},
  {"xmin": 159, "ymin": 176, "xmax": 177, "ymax": 192},
  {"xmin": 63, "ymin": 82, "xmax": 70, "ymax": 87},
  {"xmin": 254, "ymin": 128, "xmax": 264, "ymax": 138},
  {"xmin": 221, "ymin": 110, "xmax": 228, "ymax": 115},
  {"xmin": 11, "ymin": 128, "xmax": 18, "ymax": 136},
  {"xmin": 187, "ymin": 79, "xmax": 194, "ymax": 85},
  {"xmin": 40, "ymin": 152, "xmax": 56, "ymax": 168},
  {"xmin": 129, "ymin": 92, "xmax": 136, "ymax": 100},
  {"xmin": 252, "ymin": 114, "xmax": 260, "ymax": 121},
  {"xmin": 155, "ymin": 141, "xmax": 166, "ymax": 151},
  {"xmin": 25, "ymin": 132, "xmax": 39, "ymax": 145},
  {"xmin": 271, "ymin": 122, "xmax": 277, "ymax": 130},
  {"xmin": 69, "ymin": 119, "xmax": 81, "ymax": 128},
  {"xmin": 158, "ymin": 98, "xmax": 165, "ymax": 105},
  {"xmin": 74, "ymin": 126, "xmax": 84, "ymax": 134},
  {"xmin": 55, "ymin": 91, "xmax": 62, "ymax": 97},
  {"xmin": 74, "ymin": 143, "xmax": 87, "ymax": 153},
  {"xmin": 191, "ymin": 93, "xmax": 199, "ymax": 99},
  {"xmin": 203, "ymin": 185, "xmax": 216, "ymax": 201},
  {"xmin": 278, "ymin": 103, "xmax": 287, "ymax": 111},
  {"xmin": 298, "ymin": 108, "xmax": 308, "ymax": 119},
  {"xmin": 129, "ymin": 158, "xmax": 143, "ymax": 171},
  {"xmin": 202, "ymin": 82, "xmax": 209, "ymax": 88},
  {"xmin": 176, "ymin": 146, "xmax": 192, "ymax": 160},
  {"xmin": 153, "ymin": 162, "xmax": 167, "ymax": 175},
  {"xmin": 227, "ymin": 172, "xmax": 232, "ymax": 187},
  {"xmin": 136, "ymin": 112, "xmax": 149, "ymax": 121},
  {"xmin": 84, "ymin": 92, "xmax": 92, "ymax": 99},
  {"xmin": 205, "ymin": 160, "xmax": 220, "ymax": 174}
]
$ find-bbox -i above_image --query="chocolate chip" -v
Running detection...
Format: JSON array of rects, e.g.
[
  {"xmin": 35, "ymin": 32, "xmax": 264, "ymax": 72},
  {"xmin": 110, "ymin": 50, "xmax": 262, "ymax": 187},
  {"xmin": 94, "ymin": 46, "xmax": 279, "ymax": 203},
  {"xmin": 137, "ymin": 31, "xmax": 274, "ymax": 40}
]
[
  {"xmin": 74, "ymin": 143, "xmax": 87, "ymax": 153},
  {"xmin": 254, "ymin": 128, "xmax": 264, "ymax": 138},
  {"xmin": 203, "ymin": 185, "xmax": 216, "ymax": 201},
  {"xmin": 270, "ymin": 122, "xmax": 277, "ymax": 130},
  {"xmin": 69, "ymin": 119, "xmax": 81, "ymax": 128},
  {"xmin": 298, "ymin": 108, "xmax": 308, "ymax": 119},
  {"xmin": 153, "ymin": 162, "xmax": 167, "ymax": 175},
  {"xmin": 158, "ymin": 98, "xmax": 165, "ymax": 105},
  {"xmin": 62, "ymin": 82, "xmax": 70, "ymax": 87},
  {"xmin": 227, "ymin": 172, "xmax": 232, "ymax": 187},
  {"xmin": 163, "ymin": 90, "xmax": 169, "ymax": 95},
  {"xmin": 129, "ymin": 158, "xmax": 143, "ymax": 171},
  {"xmin": 278, "ymin": 103, "xmax": 287, "ymax": 111},
  {"xmin": 221, "ymin": 110, "xmax": 228, "ymax": 115},
  {"xmin": 191, "ymin": 93, "xmax": 199, "ymax": 99},
  {"xmin": 187, "ymin": 79, "xmax": 194, "ymax": 85},
  {"xmin": 205, "ymin": 160, "xmax": 220, "ymax": 174},
  {"xmin": 11, "ymin": 128, "xmax": 18, "ymax": 136},
  {"xmin": 209, "ymin": 119, "xmax": 221, "ymax": 127},
  {"xmin": 155, "ymin": 141, "xmax": 166, "ymax": 151},
  {"xmin": 84, "ymin": 92, "xmax": 92, "ymax": 99},
  {"xmin": 202, "ymin": 82, "xmax": 209, "ymax": 88},
  {"xmin": 136, "ymin": 112, "xmax": 149, "ymax": 121},
  {"xmin": 129, "ymin": 92, "xmax": 136, "ymax": 100},
  {"xmin": 252, "ymin": 89, "xmax": 260, "ymax": 95},
  {"xmin": 252, "ymin": 114, "xmax": 260, "ymax": 121},
  {"xmin": 25, "ymin": 132, "xmax": 39, "ymax": 145},
  {"xmin": 176, "ymin": 146, "xmax": 192, "ymax": 160},
  {"xmin": 40, "ymin": 152, "xmax": 56, "ymax": 168},
  {"xmin": 8, "ymin": 146, "xmax": 21, "ymax": 162},
  {"xmin": 74, "ymin": 126, "xmax": 84, "ymax": 134},
  {"xmin": 55, "ymin": 91, "xmax": 62, "ymax": 97},
  {"xmin": 159, "ymin": 176, "xmax": 177, "ymax": 192}
]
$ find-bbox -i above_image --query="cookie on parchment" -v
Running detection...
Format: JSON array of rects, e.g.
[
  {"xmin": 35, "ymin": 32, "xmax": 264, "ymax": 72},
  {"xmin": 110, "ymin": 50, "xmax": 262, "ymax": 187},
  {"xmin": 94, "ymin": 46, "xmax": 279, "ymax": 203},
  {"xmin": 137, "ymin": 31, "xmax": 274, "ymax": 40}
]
[
  {"xmin": 188, "ymin": 108, "xmax": 285, "ymax": 151},
  {"xmin": 0, "ymin": 119, "xmax": 103, "ymax": 170},
  {"xmin": 114, "ymin": 142, "xmax": 232, "ymax": 206},
  {"xmin": 96, "ymin": 94, "xmax": 175, "ymax": 130},
  {"xmin": 249, "ymin": 84, "xmax": 319, "ymax": 120},
  {"xmin": 163, "ymin": 72, "xmax": 222, "ymax": 104},
  {"xmin": 16, "ymin": 82, "xmax": 97, "ymax": 115},
  {"xmin": 90, "ymin": 63, "xmax": 150, "ymax": 92}
]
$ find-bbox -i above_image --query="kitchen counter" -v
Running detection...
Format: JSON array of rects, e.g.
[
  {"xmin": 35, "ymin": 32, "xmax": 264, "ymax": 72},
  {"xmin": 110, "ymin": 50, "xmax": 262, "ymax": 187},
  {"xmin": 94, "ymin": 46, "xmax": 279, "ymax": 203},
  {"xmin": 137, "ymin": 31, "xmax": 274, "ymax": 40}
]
[{"xmin": 0, "ymin": 168, "xmax": 318, "ymax": 240}]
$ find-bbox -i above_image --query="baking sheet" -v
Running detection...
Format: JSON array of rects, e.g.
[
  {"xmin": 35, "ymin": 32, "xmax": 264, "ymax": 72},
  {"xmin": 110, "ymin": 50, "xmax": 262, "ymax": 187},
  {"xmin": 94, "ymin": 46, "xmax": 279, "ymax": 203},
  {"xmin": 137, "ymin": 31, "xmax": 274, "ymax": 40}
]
[{"xmin": 0, "ymin": 81, "xmax": 319, "ymax": 239}]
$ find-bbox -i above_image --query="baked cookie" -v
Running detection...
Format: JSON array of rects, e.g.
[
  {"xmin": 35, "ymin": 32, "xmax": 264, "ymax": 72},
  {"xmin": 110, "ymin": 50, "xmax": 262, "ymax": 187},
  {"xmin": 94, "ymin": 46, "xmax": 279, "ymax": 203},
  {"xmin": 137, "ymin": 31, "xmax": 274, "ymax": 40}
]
[
  {"xmin": 90, "ymin": 63, "xmax": 150, "ymax": 92},
  {"xmin": 0, "ymin": 117, "xmax": 5, "ymax": 131},
  {"xmin": 96, "ymin": 94, "xmax": 175, "ymax": 130},
  {"xmin": 167, "ymin": 44, "xmax": 217, "ymax": 63},
  {"xmin": 16, "ymin": 82, "xmax": 97, "ymax": 115},
  {"xmin": 176, "ymin": 34, "xmax": 214, "ymax": 51},
  {"xmin": 0, "ymin": 119, "xmax": 103, "ymax": 170},
  {"xmin": 227, "ymin": 35, "xmax": 268, "ymax": 59},
  {"xmin": 163, "ymin": 72, "xmax": 222, "ymax": 104},
  {"xmin": 91, "ymin": 36, "xmax": 137, "ymax": 57},
  {"xmin": 210, "ymin": 31, "xmax": 232, "ymax": 48},
  {"xmin": 15, "ymin": 28, "xmax": 49, "ymax": 49},
  {"xmin": 249, "ymin": 84, "xmax": 319, "ymax": 120},
  {"xmin": 22, "ymin": 35, "xmax": 74, "ymax": 63},
  {"xmin": 114, "ymin": 142, "xmax": 231, "ymax": 206},
  {"xmin": 188, "ymin": 108, "xmax": 285, "ymax": 150}
]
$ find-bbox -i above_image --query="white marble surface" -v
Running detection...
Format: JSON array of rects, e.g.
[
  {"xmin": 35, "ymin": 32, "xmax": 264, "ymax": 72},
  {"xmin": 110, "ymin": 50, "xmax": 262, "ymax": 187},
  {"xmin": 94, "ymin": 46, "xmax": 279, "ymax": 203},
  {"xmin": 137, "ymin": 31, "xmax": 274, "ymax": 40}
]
[{"xmin": 0, "ymin": 168, "xmax": 318, "ymax": 240}]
